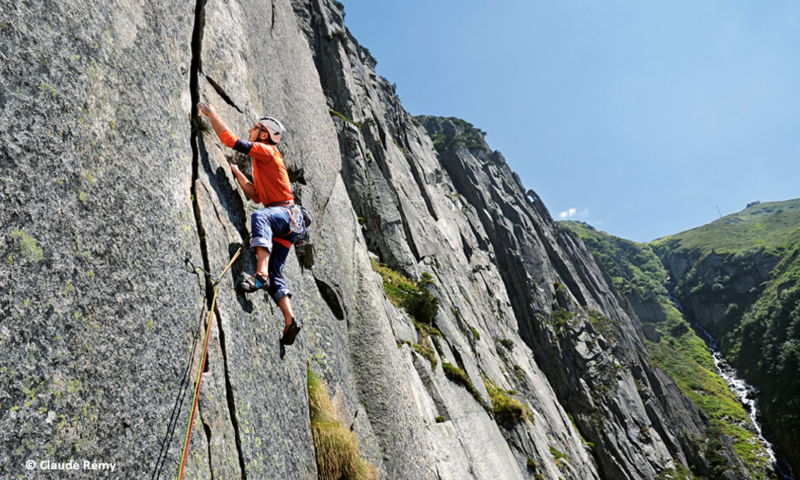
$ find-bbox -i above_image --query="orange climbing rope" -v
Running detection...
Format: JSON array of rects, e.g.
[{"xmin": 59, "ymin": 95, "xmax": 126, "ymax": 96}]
[{"xmin": 178, "ymin": 235, "xmax": 250, "ymax": 480}]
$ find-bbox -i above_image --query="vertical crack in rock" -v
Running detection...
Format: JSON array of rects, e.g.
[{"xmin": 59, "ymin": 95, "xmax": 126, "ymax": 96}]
[
  {"xmin": 188, "ymin": 0, "xmax": 247, "ymax": 477},
  {"xmin": 188, "ymin": 0, "xmax": 217, "ymax": 476},
  {"xmin": 215, "ymin": 302, "xmax": 248, "ymax": 479},
  {"xmin": 202, "ymin": 421, "xmax": 215, "ymax": 480}
]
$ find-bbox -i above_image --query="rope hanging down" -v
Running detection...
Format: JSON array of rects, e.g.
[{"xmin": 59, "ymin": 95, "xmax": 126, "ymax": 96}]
[
  {"xmin": 177, "ymin": 234, "xmax": 250, "ymax": 480},
  {"xmin": 150, "ymin": 294, "xmax": 207, "ymax": 480}
]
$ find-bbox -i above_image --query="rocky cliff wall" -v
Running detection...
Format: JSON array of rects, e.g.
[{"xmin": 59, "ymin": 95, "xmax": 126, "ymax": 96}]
[{"xmin": 0, "ymin": 0, "xmax": 756, "ymax": 478}]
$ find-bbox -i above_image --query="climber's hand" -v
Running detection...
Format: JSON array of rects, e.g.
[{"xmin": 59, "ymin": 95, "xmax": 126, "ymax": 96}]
[{"xmin": 197, "ymin": 102, "xmax": 216, "ymax": 117}]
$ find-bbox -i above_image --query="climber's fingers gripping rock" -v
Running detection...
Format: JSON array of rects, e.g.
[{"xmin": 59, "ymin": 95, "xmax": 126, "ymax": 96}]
[{"xmin": 197, "ymin": 102, "xmax": 216, "ymax": 116}]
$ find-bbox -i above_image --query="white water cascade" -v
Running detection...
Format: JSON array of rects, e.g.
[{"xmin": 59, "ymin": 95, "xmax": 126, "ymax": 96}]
[{"xmin": 667, "ymin": 291, "xmax": 796, "ymax": 480}]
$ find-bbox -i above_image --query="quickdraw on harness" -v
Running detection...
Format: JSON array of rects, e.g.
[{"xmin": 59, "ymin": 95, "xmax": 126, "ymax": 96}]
[{"xmin": 175, "ymin": 234, "xmax": 250, "ymax": 480}]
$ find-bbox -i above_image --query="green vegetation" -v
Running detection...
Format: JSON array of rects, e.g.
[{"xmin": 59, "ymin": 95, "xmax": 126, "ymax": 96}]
[
  {"xmin": 484, "ymin": 379, "xmax": 530, "ymax": 428},
  {"xmin": 562, "ymin": 221, "xmax": 668, "ymax": 302},
  {"xmin": 191, "ymin": 117, "xmax": 213, "ymax": 135},
  {"xmin": 12, "ymin": 229, "xmax": 43, "ymax": 262},
  {"xmin": 467, "ymin": 324, "xmax": 480, "ymax": 341},
  {"xmin": 549, "ymin": 446, "xmax": 570, "ymax": 465},
  {"xmin": 496, "ymin": 338, "xmax": 514, "ymax": 351},
  {"xmin": 371, "ymin": 259, "xmax": 439, "ymax": 324},
  {"xmin": 307, "ymin": 369, "xmax": 378, "ymax": 480},
  {"xmin": 393, "ymin": 138, "xmax": 408, "ymax": 157},
  {"xmin": 417, "ymin": 116, "xmax": 490, "ymax": 154},
  {"xmin": 587, "ymin": 310, "xmax": 621, "ymax": 344},
  {"xmin": 651, "ymin": 198, "xmax": 800, "ymax": 465},
  {"xmin": 430, "ymin": 132, "xmax": 447, "ymax": 152},
  {"xmin": 442, "ymin": 362, "xmax": 483, "ymax": 405},
  {"xmin": 550, "ymin": 308, "xmax": 574, "ymax": 329},
  {"xmin": 412, "ymin": 337, "xmax": 437, "ymax": 370},
  {"xmin": 435, "ymin": 416, "xmax": 445, "ymax": 423},
  {"xmin": 329, "ymin": 109, "xmax": 375, "ymax": 132},
  {"xmin": 726, "ymin": 267, "xmax": 800, "ymax": 446},
  {"xmin": 649, "ymin": 336, "xmax": 769, "ymax": 472},
  {"xmin": 654, "ymin": 459, "xmax": 694, "ymax": 480},
  {"xmin": 568, "ymin": 413, "xmax": 578, "ymax": 433},
  {"xmin": 361, "ymin": 46, "xmax": 376, "ymax": 65},
  {"xmin": 329, "ymin": 30, "xmax": 351, "ymax": 54},
  {"xmin": 653, "ymin": 199, "xmax": 800, "ymax": 257},
  {"xmin": 526, "ymin": 458, "xmax": 538, "ymax": 470}
]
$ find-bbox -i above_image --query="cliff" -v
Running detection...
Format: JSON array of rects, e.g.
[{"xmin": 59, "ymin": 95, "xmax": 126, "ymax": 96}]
[{"xmin": 0, "ymin": 0, "xmax": 761, "ymax": 478}]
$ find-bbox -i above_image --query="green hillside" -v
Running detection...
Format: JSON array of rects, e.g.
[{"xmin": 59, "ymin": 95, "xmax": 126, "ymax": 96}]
[
  {"xmin": 652, "ymin": 199, "xmax": 800, "ymax": 256},
  {"xmin": 560, "ymin": 221, "xmax": 772, "ymax": 479},
  {"xmin": 571, "ymin": 198, "xmax": 800, "ymax": 474},
  {"xmin": 563, "ymin": 222, "xmax": 669, "ymax": 303}
]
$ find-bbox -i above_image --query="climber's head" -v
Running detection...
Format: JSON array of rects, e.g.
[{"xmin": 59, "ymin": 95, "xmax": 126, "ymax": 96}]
[{"xmin": 249, "ymin": 117, "xmax": 285, "ymax": 145}]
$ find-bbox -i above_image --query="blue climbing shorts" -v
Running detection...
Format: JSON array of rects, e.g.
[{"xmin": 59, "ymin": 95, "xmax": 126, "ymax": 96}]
[{"xmin": 249, "ymin": 206, "xmax": 298, "ymax": 304}]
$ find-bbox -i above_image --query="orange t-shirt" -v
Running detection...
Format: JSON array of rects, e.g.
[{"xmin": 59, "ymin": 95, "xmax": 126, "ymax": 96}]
[{"xmin": 220, "ymin": 130, "xmax": 294, "ymax": 206}]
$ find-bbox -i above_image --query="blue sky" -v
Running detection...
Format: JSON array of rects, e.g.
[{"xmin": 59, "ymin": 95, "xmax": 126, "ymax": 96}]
[{"xmin": 339, "ymin": 0, "xmax": 800, "ymax": 242}]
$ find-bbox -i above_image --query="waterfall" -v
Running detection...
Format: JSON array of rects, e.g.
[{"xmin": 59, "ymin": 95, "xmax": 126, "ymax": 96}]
[{"xmin": 667, "ymin": 289, "xmax": 796, "ymax": 480}]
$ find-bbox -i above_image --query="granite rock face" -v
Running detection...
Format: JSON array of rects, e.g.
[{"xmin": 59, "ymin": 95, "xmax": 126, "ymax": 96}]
[{"xmin": 0, "ymin": 0, "xmax": 757, "ymax": 478}]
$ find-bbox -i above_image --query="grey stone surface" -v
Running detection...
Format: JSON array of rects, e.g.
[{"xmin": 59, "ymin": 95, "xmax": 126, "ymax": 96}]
[
  {"xmin": 0, "ymin": 0, "xmax": 765, "ymax": 479},
  {"xmin": 0, "ymin": 0, "xmax": 200, "ymax": 477}
]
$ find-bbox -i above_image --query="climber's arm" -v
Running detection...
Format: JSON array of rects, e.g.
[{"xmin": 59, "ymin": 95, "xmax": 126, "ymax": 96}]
[
  {"xmin": 197, "ymin": 102, "xmax": 231, "ymax": 138},
  {"xmin": 197, "ymin": 102, "xmax": 257, "ymax": 200},
  {"xmin": 229, "ymin": 163, "xmax": 255, "ymax": 200}
]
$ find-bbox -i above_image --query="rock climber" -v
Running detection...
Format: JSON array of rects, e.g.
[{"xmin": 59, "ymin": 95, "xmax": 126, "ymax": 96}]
[{"xmin": 197, "ymin": 101, "xmax": 302, "ymax": 346}]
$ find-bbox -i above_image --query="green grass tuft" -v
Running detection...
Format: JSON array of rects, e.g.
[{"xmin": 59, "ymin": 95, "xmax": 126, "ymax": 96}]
[
  {"xmin": 484, "ymin": 379, "xmax": 530, "ymax": 428},
  {"xmin": 412, "ymin": 338, "xmax": 437, "ymax": 370},
  {"xmin": 308, "ymin": 369, "xmax": 378, "ymax": 480},
  {"xmin": 549, "ymin": 446, "xmax": 571, "ymax": 465},
  {"xmin": 371, "ymin": 259, "xmax": 439, "ymax": 323},
  {"xmin": 442, "ymin": 362, "xmax": 484, "ymax": 406}
]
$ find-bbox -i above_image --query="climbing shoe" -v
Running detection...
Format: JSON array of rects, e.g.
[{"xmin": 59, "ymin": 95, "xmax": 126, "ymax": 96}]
[
  {"xmin": 280, "ymin": 317, "xmax": 302, "ymax": 346},
  {"xmin": 236, "ymin": 274, "xmax": 269, "ymax": 294}
]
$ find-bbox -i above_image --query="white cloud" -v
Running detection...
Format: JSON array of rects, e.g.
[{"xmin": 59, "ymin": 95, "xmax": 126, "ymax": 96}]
[{"xmin": 559, "ymin": 208, "xmax": 577, "ymax": 219}]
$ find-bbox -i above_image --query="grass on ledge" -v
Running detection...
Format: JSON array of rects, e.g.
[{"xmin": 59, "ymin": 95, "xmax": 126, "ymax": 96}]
[{"xmin": 308, "ymin": 369, "xmax": 378, "ymax": 480}]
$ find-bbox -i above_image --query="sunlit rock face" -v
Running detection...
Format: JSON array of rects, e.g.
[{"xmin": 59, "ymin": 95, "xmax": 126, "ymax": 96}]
[{"xmin": 0, "ymin": 0, "xmax": 764, "ymax": 478}]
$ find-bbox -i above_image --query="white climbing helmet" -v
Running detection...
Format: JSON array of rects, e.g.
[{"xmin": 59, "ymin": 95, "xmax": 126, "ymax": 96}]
[{"xmin": 258, "ymin": 117, "xmax": 285, "ymax": 145}]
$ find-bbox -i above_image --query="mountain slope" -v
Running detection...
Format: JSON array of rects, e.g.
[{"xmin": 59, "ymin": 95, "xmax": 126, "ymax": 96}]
[
  {"xmin": 562, "ymin": 221, "xmax": 776, "ymax": 479},
  {"xmin": 651, "ymin": 199, "xmax": 800, "ymax": 474}
]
